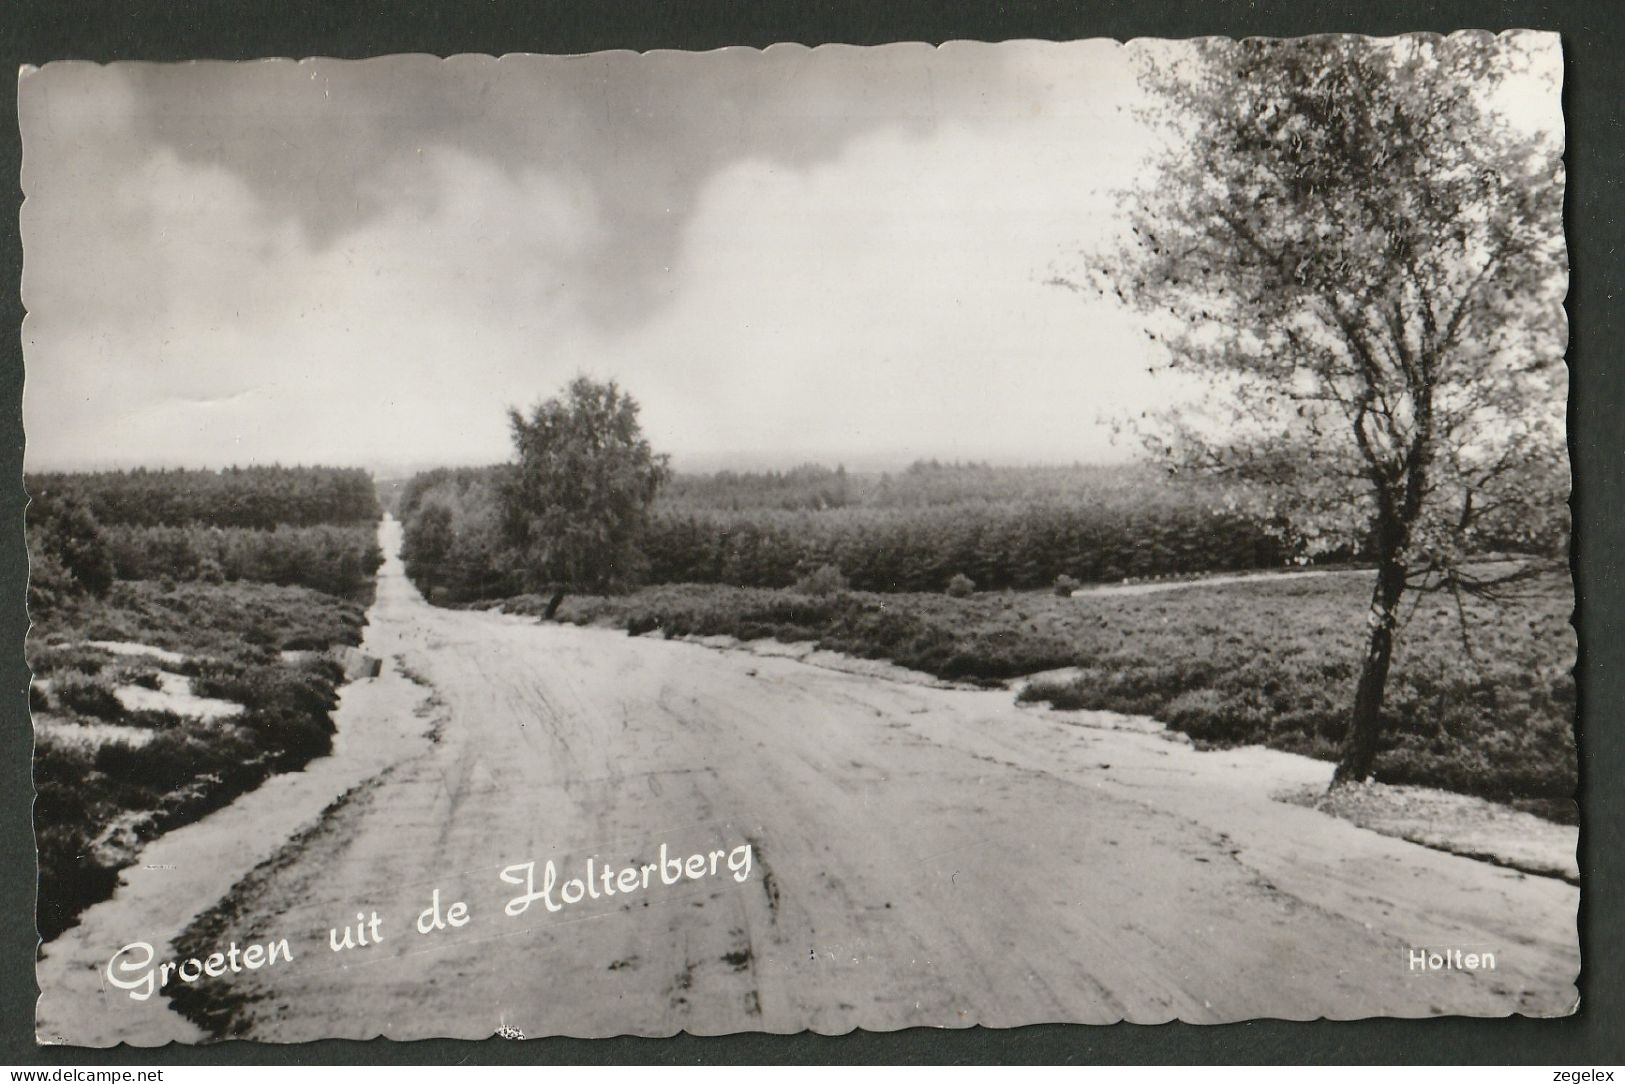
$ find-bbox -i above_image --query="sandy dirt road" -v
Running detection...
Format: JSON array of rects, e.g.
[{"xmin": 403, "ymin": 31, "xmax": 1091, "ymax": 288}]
[{"xmin": 38, "ymin": 518, "xmax": 1578, "ymax": 1043}]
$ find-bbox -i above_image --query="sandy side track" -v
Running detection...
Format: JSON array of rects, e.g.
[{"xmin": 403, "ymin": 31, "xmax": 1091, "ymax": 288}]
[
  {"xmin": 35, "ymin": 517, "xmax": 438, "ymax": 1046},
  {"xmin": 37, "ymin": 519, "xmax": 1578, "ymax": 1044}
]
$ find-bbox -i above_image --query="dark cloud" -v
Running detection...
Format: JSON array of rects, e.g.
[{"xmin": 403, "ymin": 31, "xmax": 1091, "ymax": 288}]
[
  {"xmin": 85, "ymin": 45, "xmax": 1040, "ymax": 328},
  {"xmin": 18, "ymin": 41, "xmax": 1176, "ymax": 472}
]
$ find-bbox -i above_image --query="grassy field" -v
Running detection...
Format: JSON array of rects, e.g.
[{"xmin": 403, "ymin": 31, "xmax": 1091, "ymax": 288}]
[{"xmin": 502, "ymin": 566, "xmax": 1574, "ymax": 820}]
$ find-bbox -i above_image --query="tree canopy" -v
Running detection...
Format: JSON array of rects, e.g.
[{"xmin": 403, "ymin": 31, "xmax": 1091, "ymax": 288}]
[
  {"xmin": 499, "ymin": 377, "xmax": 670, "ymax": 617},
  {"xmin": 1068, "ymin": 32, "xmax": 1567, "ymax": 784}
]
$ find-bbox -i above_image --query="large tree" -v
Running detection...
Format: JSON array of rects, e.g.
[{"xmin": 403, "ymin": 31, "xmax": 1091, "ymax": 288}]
[
  {"xmin": 500, "ymin": 377, "xmax": 670, "ymax": 619},
  {"xmin": 1066, "ymin": 33, "xmax": 1567, "ymax": 785}
]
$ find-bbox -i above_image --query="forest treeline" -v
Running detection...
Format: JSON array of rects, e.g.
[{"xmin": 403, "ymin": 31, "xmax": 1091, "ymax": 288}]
[
  {"xmin": 29, "ymin": 466, "xmax": 379, "ymax": 530},
  {"xmin": 99, "ymin": 524, "xmax": 383, "ymax": 599},
  {"xmin": 398, "ymin": 462, "xmax": 1304, "ymax": 602},
  {"xmin": 27, "ymin": 466, "xmax": 382, "ymax": 608},
  {"xmin": 398, "ymin": 460, "xmax": 1568, "ymax": 604}
]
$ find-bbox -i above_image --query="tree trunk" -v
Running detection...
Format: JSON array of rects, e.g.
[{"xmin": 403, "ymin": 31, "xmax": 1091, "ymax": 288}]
[
  {"xmin": 1332, "ymin": 556, "xmax": 1407, "ymax": 787},
  {"xmin": 542, "ymin": 588, "xmax": 566, "ymax": 620}
]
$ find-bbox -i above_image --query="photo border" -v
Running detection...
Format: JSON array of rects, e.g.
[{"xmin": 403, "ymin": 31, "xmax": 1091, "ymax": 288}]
[{"xmin": 3, "ymin": 0, "xmax": 1620, "ymax": 1065}]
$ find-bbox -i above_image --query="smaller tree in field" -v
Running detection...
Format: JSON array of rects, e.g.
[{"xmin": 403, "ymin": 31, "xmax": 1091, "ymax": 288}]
[
  {"xmin": 27, "ymin": 488, "xmax": 115, "ymax": 612},
  {"xmin": 500, "ymin": 377, "xmax": 670, "ymax": 619}
]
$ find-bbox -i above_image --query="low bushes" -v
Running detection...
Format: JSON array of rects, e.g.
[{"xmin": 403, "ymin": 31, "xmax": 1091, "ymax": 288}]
[
  {"xmin": 550, "ymin": 568, "xmax": 1574, "ymax": 817},
  {"xmin": 102, "ymin": 524, "xmax": 382, "ymax": 600},
  {"xmin": 1008, "ymin": 574, "xmax": 1575, "ymax": 817},
  {"xmin": 793, "ymin": 564, "xmax": 850, "ymax": 596},
  {"xmin": 39, "ymin": 579, "xmax": 369, "ymax": 658},
  {"xmin": 555, "ymin": 585, "xmax": 1085, "ymax": 687},
  {"xmin": 46, "ymin": 670, "xmax": 125, "ymax": 719},
  {"xmin": 27, "ymin": 467, "xmax": 381, "ymax": 944},
  {"xmin": 30, "ymin": 581, "xmax": 364, "ymax": 942}
]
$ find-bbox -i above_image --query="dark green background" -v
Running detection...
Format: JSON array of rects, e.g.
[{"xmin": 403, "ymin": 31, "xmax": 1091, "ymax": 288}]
[{"xmin": 2, "ymin": 0, "xmax": 1619, "ymax": 1065}]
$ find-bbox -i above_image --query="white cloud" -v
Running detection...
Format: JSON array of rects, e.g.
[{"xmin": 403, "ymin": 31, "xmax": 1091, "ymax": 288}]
[
  {"xmin": 29, "ymin": 37, "xmax": 1558, "ymax": 473},
  {"xmin": 581, "ymin": 112, "xmax": 1174, "ymax": 467},
  {"xmin": 24, "ymin": 57, "xmax": 1179, "ymax": 472},
  {"xmin": 25, "ymin": 145, "xmax": 607, "ymax": 468}
]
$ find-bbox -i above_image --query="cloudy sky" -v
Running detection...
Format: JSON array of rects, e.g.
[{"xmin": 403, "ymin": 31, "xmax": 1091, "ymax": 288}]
[{"xmin": 17, "ymin": 38, "xmax": 1557, "ymax": 473}]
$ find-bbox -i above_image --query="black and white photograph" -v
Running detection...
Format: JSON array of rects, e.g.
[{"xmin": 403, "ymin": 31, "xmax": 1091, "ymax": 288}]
[{"xmin": 21, "ymin": 33, "xmax": 1574, "ymax": 1045}]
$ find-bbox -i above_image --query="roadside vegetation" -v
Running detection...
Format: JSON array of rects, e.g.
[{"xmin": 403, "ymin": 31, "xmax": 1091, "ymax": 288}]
[
  {"xmin": 27, "ymin": 467, "xmax": 379, "ymax": 941},
  {"xmin": 399, "ymin": 460, "xmax": 1329, "ymax": 602},
  {"xmin": 99, "ymin": 524, "xmax": 380, "ymax": 599},
  {"xmin": 1073, "ymin": 34, "xmax": 1566, "ymax": 787},
  {"xmin": 510, "ymin": 568, "xmax": 1573, "ymax": 821},
  {"xmin": 400, "ymin": 446, "xmax": 1571, "ymax": 821}
]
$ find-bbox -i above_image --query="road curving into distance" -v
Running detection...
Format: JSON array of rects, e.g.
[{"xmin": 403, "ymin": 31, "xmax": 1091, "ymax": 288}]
[{"xmin": 37, "ymin": 516, "xmax": 1579, "ymax": 1044}]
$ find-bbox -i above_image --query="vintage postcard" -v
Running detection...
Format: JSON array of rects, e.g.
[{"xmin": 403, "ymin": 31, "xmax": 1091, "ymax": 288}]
[{"xmin": 22, "ymin": 35, "xmax": 1573, "ymax": 1044}]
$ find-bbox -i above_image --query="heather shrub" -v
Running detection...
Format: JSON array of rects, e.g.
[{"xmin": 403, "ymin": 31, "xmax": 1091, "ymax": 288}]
[
  {"xmin": 48, "ymin": 671, "xmax": 124, "ymax": 719},
  {"xmin": 29, "ymin": 575, "xmax": 366, "ymax": 942},
  {"xmin": 563, "ymin": 569, "xmax": 1575, "ymax": 817},
  {"xmin": 793, "ymin": 564, "xmax": 850, "ymax": 597},
  {"xmin": 112, "ymin": 666, "xmax": 163, "ymax": 690}
]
